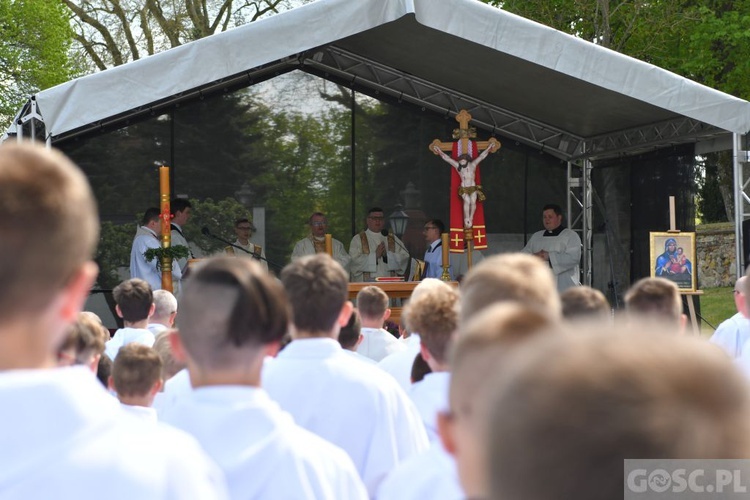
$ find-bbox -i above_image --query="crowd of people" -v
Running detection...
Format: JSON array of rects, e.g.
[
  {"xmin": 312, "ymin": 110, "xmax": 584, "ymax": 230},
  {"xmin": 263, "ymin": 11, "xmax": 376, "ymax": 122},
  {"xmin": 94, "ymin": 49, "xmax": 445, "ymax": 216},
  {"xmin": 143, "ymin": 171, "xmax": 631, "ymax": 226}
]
[{"xmin": 4, "ymin": 141, "xmax": 750, "ymax": 500}]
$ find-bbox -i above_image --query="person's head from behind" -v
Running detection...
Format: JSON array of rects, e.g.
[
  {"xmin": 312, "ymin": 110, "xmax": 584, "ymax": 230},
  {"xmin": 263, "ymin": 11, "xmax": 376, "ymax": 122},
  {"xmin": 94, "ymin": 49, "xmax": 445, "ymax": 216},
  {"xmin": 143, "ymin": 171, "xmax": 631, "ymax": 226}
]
[
  {"xmin": 560, "ymin": 285, "xmax": 610, "ymax": 322},
  {"xmin": 410, "ymin": 353, "xmax": 431, "ymax": 384},
  {"xmin": 57, "ymin": 312, "xmax": 109, "ymax": 372},
  {"xmin": 738, "ymin": 274, "xmax": 750, "ymax": 318},
  {"xmin": 170, "ymin": 198, "xmax": 192, "ymax": 226},
  {"xmin": 459, "ymin": 252, "xmax": 561, "ymax": 325},
  {"xmin": 356, "ymin": 286, "xmax": 390, "ymax": 325},
  {"xmin": 624, "ymin": 277, "xmax": 685, "ymax": 332},
  {"xmin": 338, "ymin": 308, "xmax": 362, "ymax": 351},
  {"xmin": 113, "ymin": 278, "xmax": 155, "ymax": 324},
  {"xmin": 151, "ymin": 289, "xmax": 178, "ymax": 327},
  {"xmin": 487, "ymin": 325, "xmax": 750, "ymax": 500},
  {"xmin": 153, "ymin": 329, "xmax": 186, "ymax": 382},
  {"xmin": 403, "ymin": 279, "xmax": 458, "ymax": 371},
  {"xmin": 177, "ymin": 257, "xmax": 289, "ymax": 380},
  {"xmin": 141, "ymin": 207, "xmax": 160, "ymax": 230},
  {"xmin": 109, "ymin": 343, "xmax": 163, "ymax": 407},
  {"xmin": 281, "ymin": 254, "xmax": 352, "ymax": 338},
  {"xmin": 441, "ymin": 302, "xmax": 553, "ymax": 499},
  {"xmin": 0, "ymin": 142, "xmax": 99, "ymax": 368}
]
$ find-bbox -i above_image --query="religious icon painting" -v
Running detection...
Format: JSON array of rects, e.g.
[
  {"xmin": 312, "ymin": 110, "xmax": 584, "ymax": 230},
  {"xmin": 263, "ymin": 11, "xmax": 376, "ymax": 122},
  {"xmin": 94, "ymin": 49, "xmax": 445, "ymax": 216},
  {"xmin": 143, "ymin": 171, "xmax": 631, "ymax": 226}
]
[{"xmin": 649, "ymin": 232, "xmax": 697, "ymax": 292}]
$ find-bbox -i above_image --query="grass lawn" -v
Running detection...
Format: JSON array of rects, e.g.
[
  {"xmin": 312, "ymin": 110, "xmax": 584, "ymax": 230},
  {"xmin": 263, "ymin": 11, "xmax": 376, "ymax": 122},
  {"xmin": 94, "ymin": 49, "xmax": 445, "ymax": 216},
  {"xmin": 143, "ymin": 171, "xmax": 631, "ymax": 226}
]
[{"xmin": 697, "ymin": 286, "xmax": 736, "ymax": 336}]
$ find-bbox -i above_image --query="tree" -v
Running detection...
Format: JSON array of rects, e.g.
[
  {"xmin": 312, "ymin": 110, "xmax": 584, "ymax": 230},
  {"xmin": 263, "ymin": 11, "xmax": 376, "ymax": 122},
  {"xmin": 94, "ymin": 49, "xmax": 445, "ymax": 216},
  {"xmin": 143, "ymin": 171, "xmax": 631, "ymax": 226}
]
[
  {"xmin": 62, "ymin": 0, "xmax": 311, "ymax": 71},
  {"xmin": 489, "ymin": 0, "xmax": 750, "ymax": 222},
  {"xmin": 0, "ymin": 0, "xmax": 76, "ymax": 129}
]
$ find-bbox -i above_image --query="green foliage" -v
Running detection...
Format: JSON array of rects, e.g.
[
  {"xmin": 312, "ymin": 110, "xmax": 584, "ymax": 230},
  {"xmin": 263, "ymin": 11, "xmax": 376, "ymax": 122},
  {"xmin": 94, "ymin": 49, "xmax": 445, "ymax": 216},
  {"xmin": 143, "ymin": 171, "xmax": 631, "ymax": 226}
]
[
  {"xmin": 699, "ymin": 286, "xmax": 736, "ymax": 334},
  {"xmin": 95, "ymin": 221, "xmax": 135, "ymax": 290},
  {"xmin": 0, "ymin": 0, "xmax": 75, "ymax": 128},
  {"xmin": 143, "ymin": 245, "xmax": 190, "ymax": 267},
  {"xmin": 184, "ymin": 197, "xmax": 256, "ymax": 254},
  {"xmin": 697, "ymin": 156, "xmax": 729, "ymax": 223}
]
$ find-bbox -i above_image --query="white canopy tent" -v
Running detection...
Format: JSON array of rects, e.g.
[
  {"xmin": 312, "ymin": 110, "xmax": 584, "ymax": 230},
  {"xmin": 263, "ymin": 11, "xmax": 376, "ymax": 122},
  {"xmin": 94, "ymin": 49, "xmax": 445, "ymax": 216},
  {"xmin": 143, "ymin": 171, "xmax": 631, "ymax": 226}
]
[{"xmin": 8, "ymin": 0, "xmax": 750, "ymax": 279}]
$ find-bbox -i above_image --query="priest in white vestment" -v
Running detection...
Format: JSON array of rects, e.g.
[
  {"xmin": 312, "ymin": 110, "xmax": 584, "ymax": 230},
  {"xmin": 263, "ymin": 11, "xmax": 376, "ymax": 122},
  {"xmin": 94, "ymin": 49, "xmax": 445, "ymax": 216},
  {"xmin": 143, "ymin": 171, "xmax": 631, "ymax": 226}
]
[
  {"xmin": 521, "ymin": 203, "xmax": 581, "ymax": 292},
  {"xmin": 349, "ymin": 207, "xmax": 410, "ymax": 282},
  {"xmin": 264, "ymin": 254, "xmax": 429, "ymax": 497},
  {"xmin": 292, "ymin": 212, "xmax": 351, "ymax": 271},
  {"xmin": 161, "ymin": 257, "xmax": 367, "ymax": 500},
  {"xmin": 130, "ymin": 207, "xmax": 183, "ymax": 291}
]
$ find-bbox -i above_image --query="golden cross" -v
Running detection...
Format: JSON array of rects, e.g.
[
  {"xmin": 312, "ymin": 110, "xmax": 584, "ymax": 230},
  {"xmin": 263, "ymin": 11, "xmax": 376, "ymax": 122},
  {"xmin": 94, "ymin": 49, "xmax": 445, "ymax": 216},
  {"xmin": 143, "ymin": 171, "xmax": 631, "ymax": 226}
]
[
  {"xmin": 475, "ymin": 229, "xmax": 485, "ymax": 244},
  {"xmin": 452, "ymin": 233, "xmax": 462, "ymax": 247},
  {"xmin": 429, "ymin": 109, "xmax": 501, "ymax": 156}
]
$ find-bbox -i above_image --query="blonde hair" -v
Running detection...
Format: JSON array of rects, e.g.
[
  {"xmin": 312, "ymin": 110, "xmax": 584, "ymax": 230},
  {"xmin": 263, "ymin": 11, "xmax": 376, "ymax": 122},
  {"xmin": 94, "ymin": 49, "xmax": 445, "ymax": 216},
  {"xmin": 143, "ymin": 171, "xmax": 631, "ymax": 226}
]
[
  {"xmin": 624, "ymin": 277, "xmax": 681, "ymax": 325},
  {"xmin": 459, "ymin": 253, "xmax": 560, "ymax": 324},
  {"xmin": 403, "ymin": 280, "xmax": 458, "ymax": 363}
]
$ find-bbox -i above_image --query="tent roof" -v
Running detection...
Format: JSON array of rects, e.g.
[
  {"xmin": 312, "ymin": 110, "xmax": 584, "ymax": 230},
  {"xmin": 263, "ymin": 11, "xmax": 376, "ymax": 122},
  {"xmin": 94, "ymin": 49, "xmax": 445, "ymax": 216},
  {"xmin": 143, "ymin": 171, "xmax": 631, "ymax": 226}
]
[{"xmin": 10, "ymin": 0, "xmax": 750, "ymax": 160}]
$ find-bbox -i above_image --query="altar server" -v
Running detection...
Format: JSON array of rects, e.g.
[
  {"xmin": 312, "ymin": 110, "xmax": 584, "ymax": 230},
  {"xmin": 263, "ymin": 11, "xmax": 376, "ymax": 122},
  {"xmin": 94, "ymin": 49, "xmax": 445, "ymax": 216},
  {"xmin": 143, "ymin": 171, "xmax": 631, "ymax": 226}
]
[
  {"xmin": 264, "ymin": 254, "xmax": 429, "ymax": 497},
  {"xmin": 402, "ymin": 279, "xmax": 458, "ymax": 443},
  {"xmin": 521, "ymin": 203, "xmax": 581, "ymax": 293},
  {"xmin": 161, "ymin": 257, "xmax": 367, "ymax": 500},
  {"xmin": 0, "ymin": 142, "xmax": 227, "ymax": 499}
]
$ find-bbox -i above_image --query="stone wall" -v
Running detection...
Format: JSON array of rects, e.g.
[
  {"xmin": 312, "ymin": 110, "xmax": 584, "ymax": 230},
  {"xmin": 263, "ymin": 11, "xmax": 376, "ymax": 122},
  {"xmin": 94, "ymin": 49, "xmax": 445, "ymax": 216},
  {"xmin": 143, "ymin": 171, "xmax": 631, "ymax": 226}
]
[{"xmin": 697, "ymin": 226, "xmax": 736, "ymax": 288}]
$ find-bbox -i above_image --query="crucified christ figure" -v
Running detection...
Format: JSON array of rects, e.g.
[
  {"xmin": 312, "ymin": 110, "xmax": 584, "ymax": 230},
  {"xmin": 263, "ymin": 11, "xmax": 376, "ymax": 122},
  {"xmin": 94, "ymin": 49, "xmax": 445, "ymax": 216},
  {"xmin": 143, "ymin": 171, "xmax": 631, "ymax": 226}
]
[{"xmin": 433, "ymin": 137, "xmax": 499, "ymax": 228}]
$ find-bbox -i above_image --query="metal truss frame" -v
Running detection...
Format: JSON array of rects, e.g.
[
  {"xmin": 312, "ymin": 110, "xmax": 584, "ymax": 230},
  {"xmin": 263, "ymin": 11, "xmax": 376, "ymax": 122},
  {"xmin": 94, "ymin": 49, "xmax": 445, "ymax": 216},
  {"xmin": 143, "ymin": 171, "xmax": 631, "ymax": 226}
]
[{"xmin": 11, "ymin": 44, "xmax": 741, "ymax": 282}]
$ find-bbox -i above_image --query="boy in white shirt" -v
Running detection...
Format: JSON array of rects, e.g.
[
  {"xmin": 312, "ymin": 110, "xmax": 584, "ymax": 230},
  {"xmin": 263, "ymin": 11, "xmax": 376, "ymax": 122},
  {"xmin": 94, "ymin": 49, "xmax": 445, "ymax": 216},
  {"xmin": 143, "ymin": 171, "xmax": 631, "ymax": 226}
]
[
  {"xmin": 0, "ymin": 142, "xmax": 227, "ymax": 500},
  {"xmin": 105, "ymin": 278, "xmax": 156, "ymax": 360},
  {"xmin": 110, "ymin": 343, "xmax": 163, "ymax": 423},
  {"xmin": 162, "ymin": 257, "xmax": 367, "ymax": 500}
]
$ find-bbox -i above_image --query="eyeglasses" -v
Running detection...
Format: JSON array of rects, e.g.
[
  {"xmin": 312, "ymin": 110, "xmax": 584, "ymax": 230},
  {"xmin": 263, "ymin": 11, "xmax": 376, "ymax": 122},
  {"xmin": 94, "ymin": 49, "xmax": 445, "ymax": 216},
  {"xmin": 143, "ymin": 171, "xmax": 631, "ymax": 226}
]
[
  {"xmin": 423, "ymin": 226, "xmax": 438, "ymax": 231},
  {"xmin": 311, "ymin": 221, "xmax": 327, "ymax": 227},
  {"xmin": 237, "ymin": 226, "xmax": 253, "ymax": 231}
]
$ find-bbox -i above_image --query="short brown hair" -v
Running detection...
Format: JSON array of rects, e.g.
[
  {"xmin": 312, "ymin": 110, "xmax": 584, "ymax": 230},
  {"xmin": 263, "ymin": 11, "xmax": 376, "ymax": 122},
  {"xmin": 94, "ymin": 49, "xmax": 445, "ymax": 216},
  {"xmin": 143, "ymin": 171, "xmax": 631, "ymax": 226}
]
[
  {"xmin": 113, "ymin": 279, "xmax": 154, "ymax": 322},
  {"xmin": 404, "ymin": 280, "xmax": 458, "ymax": 363},
  {"xmin": 59, "ymin": 312, "xmax": 108, "ymax": 363},
  {"xmin": 178, "ymin": 257, "xmax": 289, "ymax": 369},
  {"xmin": 111, "ymin": 344, "xmax": 163, "ymax": 398},
  {"xmin": 488, "ymin": 326, "xmax": 750, "ymax": 500},
  {"xmin": 0, "ymin": 142, "xmax": 98, "ymax": 319},
  {"xmin": 153, "ymin": 329, "xmax": 186, "ymax": 380},
  {"xmin": 281, "ymin": 254, "xmax": 348, "ymax": 335},
  {"xmin": 356, "ymin": 286, "xmax": 389, "ymax": 320},
  {"xmin": 560, "ymin": 285, "xmax": 610, "ymax": 320},
  {"xmin": 459, "ymin": 253, "xmax": 561, "ymax": 324},
  {"xmin": 624, "ymin": 277, "xmax": 681, "ymax": 325}
]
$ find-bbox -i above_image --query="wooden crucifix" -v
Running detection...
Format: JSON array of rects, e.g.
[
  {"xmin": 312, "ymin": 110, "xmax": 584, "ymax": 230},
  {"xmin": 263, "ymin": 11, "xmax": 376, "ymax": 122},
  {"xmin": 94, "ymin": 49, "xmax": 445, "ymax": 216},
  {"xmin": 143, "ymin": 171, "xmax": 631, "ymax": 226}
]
[{"xmin": 429, "ymin": 109, "xmax": 500, "ymax": 272}]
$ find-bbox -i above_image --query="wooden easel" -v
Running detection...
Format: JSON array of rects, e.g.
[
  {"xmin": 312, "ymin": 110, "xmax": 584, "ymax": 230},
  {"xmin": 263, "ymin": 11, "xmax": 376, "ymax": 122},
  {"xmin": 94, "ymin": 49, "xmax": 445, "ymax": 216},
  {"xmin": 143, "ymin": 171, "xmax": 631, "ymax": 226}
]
[{"xmin": 668, "ymin": 196, "xmax": 702, "ymax": 335}]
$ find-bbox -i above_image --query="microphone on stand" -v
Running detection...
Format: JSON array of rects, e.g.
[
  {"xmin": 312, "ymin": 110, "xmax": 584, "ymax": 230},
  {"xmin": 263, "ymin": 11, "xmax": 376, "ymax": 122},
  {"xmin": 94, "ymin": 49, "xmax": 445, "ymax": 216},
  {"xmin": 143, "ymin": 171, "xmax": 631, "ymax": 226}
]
[
  {"xmin": 380, "ymin": 230, "xmax": 411, "ymax": 261},
  {"xmin": 201, "ymin": 226, "xmax": 284, "ymax": 272},
  {"xmin": 201, "ymin": 226, "xmax": 252, "ymax": 254},
  {"xmin": 380, "ymin": 230, "xmax": 389, "ymax": 264}
]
